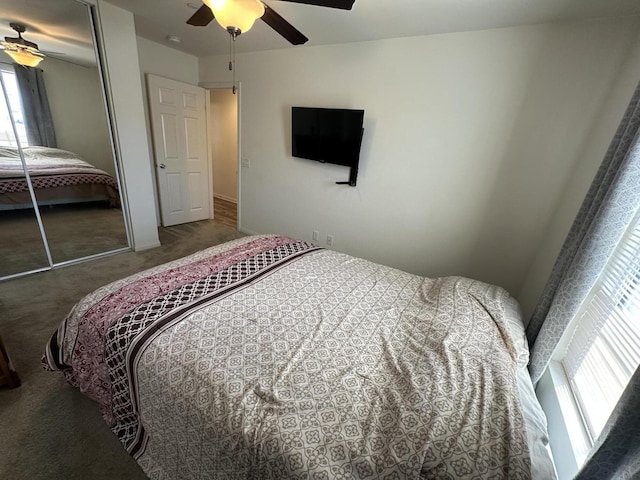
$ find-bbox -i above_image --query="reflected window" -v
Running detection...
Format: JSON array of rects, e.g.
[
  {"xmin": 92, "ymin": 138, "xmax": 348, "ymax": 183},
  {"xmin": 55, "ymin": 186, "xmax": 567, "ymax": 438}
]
[{"xmin": 0, "ymin": 68, "xmax": 29, "ymax": 147}]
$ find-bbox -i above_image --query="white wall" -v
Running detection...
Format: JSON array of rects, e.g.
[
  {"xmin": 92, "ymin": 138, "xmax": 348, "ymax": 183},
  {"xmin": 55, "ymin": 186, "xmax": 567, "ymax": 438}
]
[
  {"xmin": 44, "ymin": 56, "xmax": 114, "ymax": 176},
  {"xmin": 210, "ymin": 89, "xmax": 238, "ymax": 202},
  {"xmin": 199, "ymin": 16, "xmax": 640, "ymax": 301},
  {"xmin": 135, "ymin": 36, "xmax": 199, "ymax": 225},
  {"xmin": 95, "ymin": 1, "xmax": 159, "ymax": 250},
  {"xmin": 518, "ymin": 27, "xmax": 640, "ymax": 319}
]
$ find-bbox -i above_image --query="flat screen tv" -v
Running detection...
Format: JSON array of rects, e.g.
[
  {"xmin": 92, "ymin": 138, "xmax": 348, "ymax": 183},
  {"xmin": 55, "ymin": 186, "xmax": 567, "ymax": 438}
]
[{"xmin": 291, "ymin": 106, "xmax": 364, "ymax": 169}]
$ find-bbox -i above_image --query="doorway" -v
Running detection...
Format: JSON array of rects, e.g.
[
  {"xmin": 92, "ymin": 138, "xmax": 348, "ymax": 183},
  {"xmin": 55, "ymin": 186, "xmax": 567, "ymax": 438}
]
[{"xmin": 208, "ymin": 88, "xmax": 239, "ymax": 229}]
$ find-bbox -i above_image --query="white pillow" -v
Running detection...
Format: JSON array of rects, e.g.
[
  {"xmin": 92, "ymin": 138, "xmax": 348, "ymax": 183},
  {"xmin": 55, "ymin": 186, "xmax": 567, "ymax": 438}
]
[{"xmin": 503, "ymin": 296, "xmax": 530, "ymax": 368}]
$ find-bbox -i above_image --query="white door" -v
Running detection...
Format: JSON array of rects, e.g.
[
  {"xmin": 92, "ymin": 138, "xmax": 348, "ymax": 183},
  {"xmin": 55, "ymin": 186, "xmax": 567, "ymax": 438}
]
[{"xmin": 147, "ymin": 74, "xmax": 210, "ymax": 227}]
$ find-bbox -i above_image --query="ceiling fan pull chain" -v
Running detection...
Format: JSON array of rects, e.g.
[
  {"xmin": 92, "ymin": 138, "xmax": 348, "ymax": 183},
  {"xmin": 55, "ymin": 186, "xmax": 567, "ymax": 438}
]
[
  {"xmin": 232, "ymin": 35, "xmax": 236, "ymax": 94},
  {"xmin": 228, "ymin": 31, "xmax": 237, "ymax": 95},
  {"xmin": 228, "ymin": 32, "xmax": 233, "ymax": 72}
]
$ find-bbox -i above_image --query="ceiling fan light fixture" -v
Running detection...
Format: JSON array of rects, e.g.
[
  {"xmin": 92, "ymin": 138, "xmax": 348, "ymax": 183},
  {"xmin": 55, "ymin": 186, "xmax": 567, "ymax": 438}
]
[
  {"xmin": 2, "ymin": 23, "xmax": 45, "ymax": 67},
  {"xmin": 204, "ymin": 0, "xmax": 265, "ymax": 34},
  {"xmin": 1, "ymin": 43, "xmax": 44, "ymax": 67}
]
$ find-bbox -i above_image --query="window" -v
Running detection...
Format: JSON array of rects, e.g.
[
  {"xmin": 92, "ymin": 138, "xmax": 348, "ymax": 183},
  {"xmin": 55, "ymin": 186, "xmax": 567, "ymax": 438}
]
[
  {"xmin": 0, "ymin": 68, "xmax": 29, "ymax": 147},
  {"xmin": 557, "ymin": 207, "xmax": 640, "ymax": 459}
]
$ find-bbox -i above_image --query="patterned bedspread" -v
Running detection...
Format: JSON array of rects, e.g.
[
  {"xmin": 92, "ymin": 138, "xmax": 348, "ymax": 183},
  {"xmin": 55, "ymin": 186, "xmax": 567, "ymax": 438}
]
[
  {"xmin": 44, "ymin": 235, "xmax": 531, "ymax": 479},
  {"xmin": 0, "ymin": 146, "xmax": 119, "ymax": 205}
]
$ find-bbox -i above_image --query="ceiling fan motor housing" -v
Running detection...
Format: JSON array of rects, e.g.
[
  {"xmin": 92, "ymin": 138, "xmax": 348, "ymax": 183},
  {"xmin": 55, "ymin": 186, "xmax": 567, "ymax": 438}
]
[{"xmin": 5, "ymin": 22, "xmax": 39, "ymax": 50}]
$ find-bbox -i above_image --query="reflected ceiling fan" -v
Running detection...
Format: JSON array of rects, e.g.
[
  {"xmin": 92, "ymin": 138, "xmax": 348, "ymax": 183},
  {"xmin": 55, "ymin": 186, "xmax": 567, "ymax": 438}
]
[
  {"xmin": 0, "ymin": 23, "xmax": 45, "ymax": 67},
  {"xmin": 187, "ymin": 0, "xmax": 356, "ymax": 45}
]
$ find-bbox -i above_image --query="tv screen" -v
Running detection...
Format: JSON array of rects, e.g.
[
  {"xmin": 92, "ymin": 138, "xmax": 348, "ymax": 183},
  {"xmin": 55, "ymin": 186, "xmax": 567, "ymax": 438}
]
[{"xmin": 292, "ymin": 107, "xmax": 364, "ymax": 167}]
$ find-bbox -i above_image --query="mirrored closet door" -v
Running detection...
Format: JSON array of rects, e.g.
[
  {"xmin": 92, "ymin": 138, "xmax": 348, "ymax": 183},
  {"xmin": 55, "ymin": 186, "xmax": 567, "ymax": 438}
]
[
  {"xmin": 0, "ymin": 76, "xmax": 49, "ymax": 277},
  {"xmin": 0, "ymin": 0, "xmax": 130, "ymax": 281}
]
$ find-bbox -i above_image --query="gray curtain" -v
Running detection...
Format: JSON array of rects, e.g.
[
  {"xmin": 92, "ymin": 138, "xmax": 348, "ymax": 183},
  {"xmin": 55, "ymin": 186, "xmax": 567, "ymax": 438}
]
[
  {"xmin": 525, "ymin": 80, "xmax": 640, "ymax": 479},
  {"xmin": 13, "ymin": 64, "xmax": 57, "ymax": 148}
]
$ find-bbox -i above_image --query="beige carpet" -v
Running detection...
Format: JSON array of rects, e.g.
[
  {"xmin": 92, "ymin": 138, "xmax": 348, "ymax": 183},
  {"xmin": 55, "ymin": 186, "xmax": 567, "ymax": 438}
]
[
  {"xmin": 0, "ymin": 219, "xmax": 245, "ymax": 480},
  {"xmin": 0, "ymin": 203, "xmax": 128, "ymax": 278}
]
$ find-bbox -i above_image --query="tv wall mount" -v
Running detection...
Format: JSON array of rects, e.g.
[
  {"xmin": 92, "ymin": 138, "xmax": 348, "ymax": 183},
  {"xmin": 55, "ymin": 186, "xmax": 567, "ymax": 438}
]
[{"xmin": 335, "ymin": 164, "xmax": 358, "ymax": 186}]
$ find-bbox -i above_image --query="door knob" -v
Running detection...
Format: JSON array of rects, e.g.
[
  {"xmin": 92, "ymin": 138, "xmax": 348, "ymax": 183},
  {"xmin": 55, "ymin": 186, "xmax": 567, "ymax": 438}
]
[{"xmin": 159, "ymin": 163, "xmax": 166, "ymax": 169}]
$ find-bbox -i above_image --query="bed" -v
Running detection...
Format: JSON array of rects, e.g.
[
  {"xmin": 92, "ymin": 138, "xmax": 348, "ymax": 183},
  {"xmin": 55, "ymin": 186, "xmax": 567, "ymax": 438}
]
[
  {"xmin": 0, "ymin": 145, "xmax": 119, "ymax": 210},
  {"xmin": 43, "ymin": 235, "xmax": 557, "ymax": 479}
]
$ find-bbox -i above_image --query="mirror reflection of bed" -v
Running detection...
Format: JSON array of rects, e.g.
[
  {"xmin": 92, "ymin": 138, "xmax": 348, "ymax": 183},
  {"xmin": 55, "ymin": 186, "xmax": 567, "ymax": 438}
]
[
  {"xmin": 0, "ymin": 0, "xmax": 129, "ymax": 280},
  {"xmin": 0, "ymin": 145, "xmax": 127, "ymax": 268}
]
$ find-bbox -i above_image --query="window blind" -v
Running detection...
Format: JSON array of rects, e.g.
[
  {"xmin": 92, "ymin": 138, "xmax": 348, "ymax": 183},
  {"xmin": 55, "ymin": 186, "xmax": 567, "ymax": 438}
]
[{"xmin": 562, "ymin": 208, "xmax": 640, "ymax": 440}]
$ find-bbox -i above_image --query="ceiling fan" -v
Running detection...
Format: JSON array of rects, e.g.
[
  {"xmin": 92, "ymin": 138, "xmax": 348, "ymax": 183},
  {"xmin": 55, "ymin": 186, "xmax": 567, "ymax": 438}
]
[
  {"xmin": 0, "ymin": 23, "xmax": 45, "ymax": 67},
  {"xmin": 187, "ymin": 0, "xmax": 356, "ymax": 45}
]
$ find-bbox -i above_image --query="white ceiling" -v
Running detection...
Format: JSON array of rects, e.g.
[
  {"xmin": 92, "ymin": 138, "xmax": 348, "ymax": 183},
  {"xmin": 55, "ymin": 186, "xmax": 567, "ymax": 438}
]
[
  {"xmin": 104, "ymin": 0, "xmax": 640, "ymax": 57},
  {"xmin": 0, "ymin": 0, "xmax": 96, "ymax": 66},
  {"xmin": 1, "ymin": 0, "xmax": 639, "ymax": 66}
]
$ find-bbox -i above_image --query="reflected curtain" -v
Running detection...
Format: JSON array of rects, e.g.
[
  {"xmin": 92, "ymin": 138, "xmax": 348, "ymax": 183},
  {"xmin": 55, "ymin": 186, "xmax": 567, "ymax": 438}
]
[
  {"xmin": 526, "ymin": 80, "xmax": 640, "ymax": 479},
  {"xmin": 13, "ymin": 65, "xmax": 57, "ymax": 148}
]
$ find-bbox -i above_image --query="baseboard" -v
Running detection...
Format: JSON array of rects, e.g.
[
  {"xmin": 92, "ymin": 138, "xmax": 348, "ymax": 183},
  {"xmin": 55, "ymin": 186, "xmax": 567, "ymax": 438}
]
[
  {"xmin": 213, "ymin": 193, "xmax": 237, "ymax": 204},
  {"xmin": 239, "ymin": 227, "xmax": 260, "ymax": 236},
  {"xmin": 133, "ymin": 241, "xmax": 162, "ymax": 252}
]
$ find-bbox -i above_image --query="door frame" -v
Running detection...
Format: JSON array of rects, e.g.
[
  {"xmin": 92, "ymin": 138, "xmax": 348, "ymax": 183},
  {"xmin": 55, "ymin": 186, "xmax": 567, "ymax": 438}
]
[{"xmin": 201, "ymin": 81, "xmax": 242, "ymax": 230}]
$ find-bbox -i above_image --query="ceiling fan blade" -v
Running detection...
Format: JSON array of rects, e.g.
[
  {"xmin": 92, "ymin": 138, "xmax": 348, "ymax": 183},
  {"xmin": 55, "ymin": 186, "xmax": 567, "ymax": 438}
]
[
  {"xmin": 187, "ymin": 4, "xmax": 214, "ymax": 26},
  {"xmin": 277, "ymin": 0, "xmax": 355, "ymax": 10},
  {"xmin": 3, "ymin": 35, "xmax": 39, "ymax": 50},
  {"xmin": 261, "ymin": 5, "xmax": 308, "ymax": 45}
]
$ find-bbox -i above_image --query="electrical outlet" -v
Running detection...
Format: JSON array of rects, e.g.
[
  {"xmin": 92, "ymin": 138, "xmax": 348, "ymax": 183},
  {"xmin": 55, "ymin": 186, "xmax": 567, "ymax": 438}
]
[
  {"xmin": 326, "ymin": 235, "xmax": 334, "ymax": 246},
  {"xmin": 312, "ymin": 230, "xmax": 319, "ymax": 242},
  {"xmin": 241, "ymin": 157, "xmax": 250, "ymax": 168}
]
